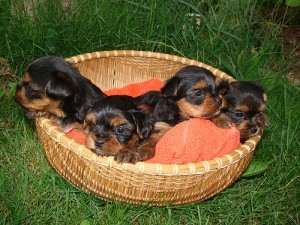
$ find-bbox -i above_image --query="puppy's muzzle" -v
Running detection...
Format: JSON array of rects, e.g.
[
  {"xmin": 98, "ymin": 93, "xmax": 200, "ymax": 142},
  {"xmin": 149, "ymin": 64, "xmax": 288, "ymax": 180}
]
[
  {"xmin": 250, "ymin": 126, "xmax": 258, "ymax": 134},
  {"xmin": 95, "ymin": 138, "xmax": 106, "ymax": 148},
  {"xmin": 16, "ymin": 83, "xmax": 22, "ymax": 92},
  {"xmin": 215, "ymin": 97, "xmax": 222, "ymax": 106}
]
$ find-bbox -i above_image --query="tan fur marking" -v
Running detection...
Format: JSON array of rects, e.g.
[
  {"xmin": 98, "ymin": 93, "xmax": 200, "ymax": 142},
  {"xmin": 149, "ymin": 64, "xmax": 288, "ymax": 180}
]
[
  {"xmin": 125, "ymin": 134, "xmax": 139, "ymax": 147},
  {"xmin": 203, "ymin": 95, "xmax": 221, "ymax": 114},
  {"xmin": 259, "ymin": 103, "xmax": 267, "ymax": 111},
  {"xmin": 86, "ymin": 128, "xmax": 139, "ymax": 157},
  {"xmin": 16, "ymin": 88, "xmax": 51, "ymax": 110},
  {"xmin": 99, "ymin": 138, "xmax": 123, "ymax": 156},
  {"xmin": 22, "ymin": 73, "xmax": 31, "ymax": 82},
  {"xmin": 86, "ymin": 113, "xmax": 96, "ymax": 123},
  {"xmin": 82, "ymin": 120, "xmax": 90, "ymax": 135},
  {"xmin": 211, "ymin": 113, "xmax": 232, "ymax": 128},
  {"xmin": 15, "ymin": 87, "xmax": 66, "ymax": 118},
  {"xmin": 263, "ymin": 93, "xmax": 267, "ymax": 102},
  {"xmin": 15, "ymin": 87, "xmax": 27, "ymax": 104},
  {"xmin": 154, "ymin": 121, "xmax": 172, "ymax": 132},
  {"xmin": 237, "ymin": 104, "xmax": 249, "ymax": 113},
  {"xmin": 177, "ymin": 96, "xmax": 221, "ymax": 119},
  {"xmin": 44, "ymin": 100, "xmax": 65, "ymax": 118},
  {"xmin": 85, "ymin": 134, "xmax": 96, "ymax": 150},
  {"xmin": 177, "ymin": 99, "xmax": 205, "ymax": 119},
  {"xmin": 237, "ymin": 120, "xmax": 251, "ymax": 137},
  {"xmin": 194, "ymin": 81, "xmax": 206, "ymax": 90},
  {"xmin": 110, "ymin": 116, "xmax": 128, "ymax": 126},
  {"xmin": 86, "ymin": 132, "xmax": 123, "ymax": 156}
]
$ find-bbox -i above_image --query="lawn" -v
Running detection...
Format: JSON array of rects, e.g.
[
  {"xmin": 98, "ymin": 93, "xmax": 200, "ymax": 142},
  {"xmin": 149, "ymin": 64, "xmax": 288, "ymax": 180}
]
[{"xmin": 0, "ymin": 0, "xmax": 299, "ymax": 224}]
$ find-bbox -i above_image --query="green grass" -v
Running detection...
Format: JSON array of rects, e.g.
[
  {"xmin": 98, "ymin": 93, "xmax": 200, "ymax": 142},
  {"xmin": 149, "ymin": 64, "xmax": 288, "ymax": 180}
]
[{"xmin": 1, "ymin": 0, "xmax": 299, "ymax": 224}]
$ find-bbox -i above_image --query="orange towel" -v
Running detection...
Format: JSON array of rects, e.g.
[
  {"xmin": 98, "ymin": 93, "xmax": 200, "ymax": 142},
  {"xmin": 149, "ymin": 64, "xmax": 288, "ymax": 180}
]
[
  {"xmin": 104, "ymin": 78, "xmax": 163, "ymax": 97},
  {"xmin": 66, "ymin": 128, "xmax": 86, "ymax": 145},
  {"xmin": 65, "ymin": 79, "xmax": 241, "ymax": 164},
  {"xmin": 145, "ymin": 118, "xmax": 241, "ymax": 164}
]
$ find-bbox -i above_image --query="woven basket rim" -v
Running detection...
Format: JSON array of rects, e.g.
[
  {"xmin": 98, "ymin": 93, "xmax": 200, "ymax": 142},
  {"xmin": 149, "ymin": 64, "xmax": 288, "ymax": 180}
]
[{"xmin": 36, "ymin": 50, "xmax": 262, "ymax": 176}]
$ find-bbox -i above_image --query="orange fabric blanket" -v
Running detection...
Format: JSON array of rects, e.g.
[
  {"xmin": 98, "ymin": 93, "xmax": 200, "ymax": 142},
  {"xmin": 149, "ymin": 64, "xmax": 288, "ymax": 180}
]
[
  {"xmin": 145, "ymin": 118, "xmax": 240, "ymax": 164},
  {"xmin": 104, "ymin": 78, "xmax": 164, "ymax": 97},
  {"xmin": 66, "ymin": 78, "xmax": 241, "ymax": 163}
]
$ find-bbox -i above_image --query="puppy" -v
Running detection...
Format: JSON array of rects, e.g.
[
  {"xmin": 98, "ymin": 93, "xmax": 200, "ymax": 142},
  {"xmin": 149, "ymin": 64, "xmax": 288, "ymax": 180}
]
[
  {"xmin": 154, "ymin": 65, "xmax": 223, "ymax": 124},
  {"xmin": 136, "ymin": 65, "xmax": 224, "ymax": 159},
  {"xmin": 15, "ymin": 56, "xmax": 106, "ymax": 131},
  {"xmin": 212, "ymin": 80, "xmax": 270, "ymax": 142},
  {"xmin": 84, "ymin": 95, "xmax": 155, "ymax": 163}
]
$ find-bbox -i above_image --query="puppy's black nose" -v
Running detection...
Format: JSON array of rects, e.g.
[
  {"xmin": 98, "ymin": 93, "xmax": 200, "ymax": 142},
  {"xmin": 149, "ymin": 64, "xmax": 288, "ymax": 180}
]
[
  {"xmin": 95, "ymin": 138, "xmax": 105, "ymax": 147},
  {"xmin": 216, "ymin": 98, "xmax": 222, "ymax": 106},
  {"xmin": 250, "ymin": 127, "xmax": 258, "ymax": 134},
  {"xmin": 16, "ymin": 83, "xmax": 22, "ymax": 92}
]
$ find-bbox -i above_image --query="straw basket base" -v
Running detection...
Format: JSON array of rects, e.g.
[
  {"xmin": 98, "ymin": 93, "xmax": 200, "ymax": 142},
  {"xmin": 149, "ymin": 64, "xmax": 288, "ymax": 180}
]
[{"xmin": 35, "ymin": 50, "xmax": 261, "ymax": 206}]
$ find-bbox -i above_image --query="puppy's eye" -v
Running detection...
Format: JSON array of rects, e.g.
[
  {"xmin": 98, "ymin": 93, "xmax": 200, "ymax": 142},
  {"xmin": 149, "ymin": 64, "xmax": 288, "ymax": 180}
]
[
  {"xmin": 195, "ymin": 90, "xmax": 205, "ymax": 97},
  {"xmin": 115, "ymin": 126, "xmax": 125, "ymax": 134},
  {"xmin": 235, "ymin": 111, "xmax": 245, "ymax": 119},
  {"xmin": 220, "ymin": 90, "xmax": 227, "ymax": 95},
  {"xmin": 90, "ymin": 127, "xmax": 98, "ymax": 135}
]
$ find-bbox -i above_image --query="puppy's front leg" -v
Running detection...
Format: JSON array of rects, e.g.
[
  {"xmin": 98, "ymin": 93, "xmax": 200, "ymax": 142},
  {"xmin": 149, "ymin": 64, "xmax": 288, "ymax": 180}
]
[
  {"xmin": 51, "ymin": 116, "xmax": 83, "ymax": 133},
  {"xmin": 136, "ymin": 141, "xmax": 156, "ymax": 161},
  {"xmin": 114, "ymin": 147, "xmax": 141, "ymax": 164},
  {"xmin": 114, "ymin": 122, "xmax": 172, "ymax": 164},
  {"xmin": 114, "ymin": 142, "xmax": 156, "ymax": 164},
  {"xmin": 137, "ymin": 121, "xmax": 172, "ymax": 161},
  {"xmin": 60, "ymin": 122, "xmax": 83, "ymax": 133},
  {"xmin": 114, "ymin": 144, "xmax": 155, "ymax": 164}
]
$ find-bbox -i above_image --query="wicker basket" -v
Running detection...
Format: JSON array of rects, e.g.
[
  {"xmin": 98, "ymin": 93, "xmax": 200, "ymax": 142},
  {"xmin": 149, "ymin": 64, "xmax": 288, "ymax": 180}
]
[{"xmin": 35, "ymin": 50, "xmax": 262, "ymax": 206}]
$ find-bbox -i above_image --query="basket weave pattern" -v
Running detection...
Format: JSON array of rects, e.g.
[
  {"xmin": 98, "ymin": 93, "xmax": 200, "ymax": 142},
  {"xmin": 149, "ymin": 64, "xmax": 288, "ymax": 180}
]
[{"xmin": 35, "ymin": 50, "xmax": 261, "ymax": 206}]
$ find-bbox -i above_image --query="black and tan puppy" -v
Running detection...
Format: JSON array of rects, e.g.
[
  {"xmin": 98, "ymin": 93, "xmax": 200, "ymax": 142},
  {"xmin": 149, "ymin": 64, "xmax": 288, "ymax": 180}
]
[
  {"xmin": 154, "ymin": 65, "xmax": 223, "ymax": 124},
  {"xmin": 84, "ymin": 95, "xmax": 155, "ymax": 163},
  {"xmin": 136, "ymin": 65, "xmax": 224, "ymax": 159},
  {"xmin": 15, "ymin": 56, "xmax": 106, "ymax": 131},
  {"xmin": 212, "ymin": 80, "xmax": 270, "ymax": 142}
]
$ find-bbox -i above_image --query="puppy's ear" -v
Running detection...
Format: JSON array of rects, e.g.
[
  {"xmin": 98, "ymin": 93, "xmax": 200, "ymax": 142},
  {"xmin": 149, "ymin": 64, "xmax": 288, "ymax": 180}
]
[
  {"xmin": 161, "ymin": 77, "xmax": 179, "ymax": 97},
  {"xmin": 153, "ymin": 97, "xmax": 179, "ymax": 125},
  {"xmin": 83, "ymin": 112, "xmax": 96, "ymax": 134},
  {"xmin": 46, "ymin": 72, "xmax": 74, "ymax": 99},
  {"xmin": 261, "ymin": 114, "xmax": 270, "ymax": 127},
  {"xmin": 217, "ymin": 78, "xmax": 231, "ymax": 96},
  {"xmin": 133, "ymin": 91, "xmax": 162, "ymax": 107},
  {"xmin": 130, "ymin": 111, "xmax": 154, "ymax": 139}
]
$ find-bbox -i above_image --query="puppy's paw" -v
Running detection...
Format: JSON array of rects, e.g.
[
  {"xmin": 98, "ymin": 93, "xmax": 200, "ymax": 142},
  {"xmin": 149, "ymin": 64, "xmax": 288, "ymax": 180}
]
[
  {"xmin": 137, "ymin": 145, "xmax": 155, "ymax": 161},
  {"xmin": 114, "ymin": 148, "xmax": 140, "ymax": 164},
  {"xmin": 92, "ymin": 149, "xmax": 106, "ymax": 156},
  {"xmin": 54, "ymin": 120, "xmax": 83, "ymax": 133},
  {"xmin": 26, "ymin": 110, "xmax": 47, "ymax": 118}
]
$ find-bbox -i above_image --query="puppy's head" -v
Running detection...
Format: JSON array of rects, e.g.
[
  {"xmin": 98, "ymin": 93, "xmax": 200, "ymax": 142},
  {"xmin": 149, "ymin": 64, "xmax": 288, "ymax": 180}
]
[
  {"xmin": 161, "ymin": 65, "xmax": 222, "ymax": 119},
  {"xmin": 84, "ymin": 96, "xmax": 153, "ymax": 156},
  {"xmin": 15, "ymin": 56, "xmax": 77, "ymax": 118},
  {"xmin": 224, "ymin": 81, "xmax": 269, "ymax": 142},
  {"xmin": 15, "ymin": 56, "xmax": 105, "ymax": 124}
]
